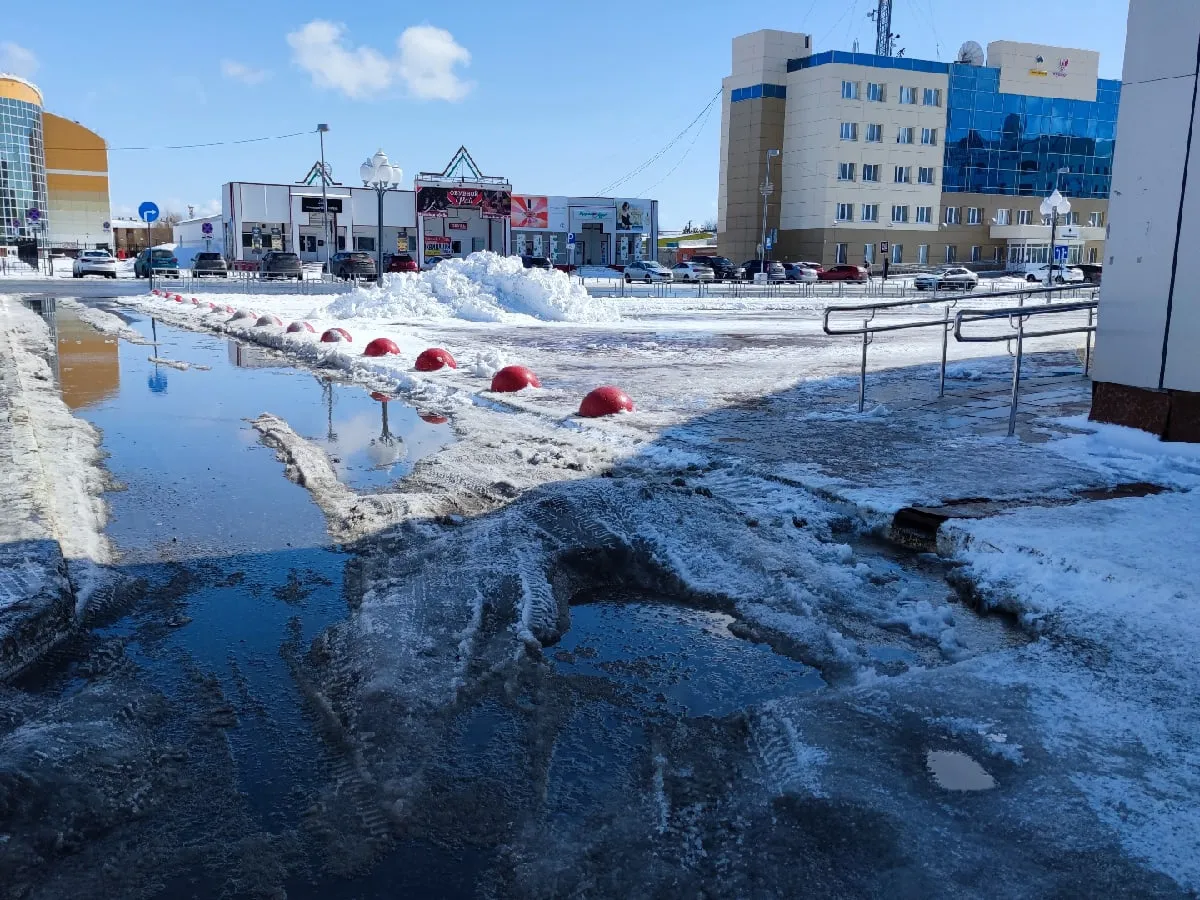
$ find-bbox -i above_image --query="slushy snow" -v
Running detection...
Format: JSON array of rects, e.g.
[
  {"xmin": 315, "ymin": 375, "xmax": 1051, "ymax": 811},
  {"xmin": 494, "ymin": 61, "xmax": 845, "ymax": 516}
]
[{"xmin": 324, "ymin": 251, "xmax": 619, "ymax": 324}]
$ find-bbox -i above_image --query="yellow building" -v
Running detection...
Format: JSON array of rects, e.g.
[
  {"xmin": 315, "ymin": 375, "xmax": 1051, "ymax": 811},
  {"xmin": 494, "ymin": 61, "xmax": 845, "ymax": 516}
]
[{"xmin": 0, "ymin": 74, "xmax": 111, "ymax": 255}]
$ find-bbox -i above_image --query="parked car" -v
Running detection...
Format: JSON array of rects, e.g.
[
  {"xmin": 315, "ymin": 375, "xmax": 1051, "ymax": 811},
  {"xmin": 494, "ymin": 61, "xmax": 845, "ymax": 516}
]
[
  {"xmin": 671, "ymin": 261, "xmax": 715, "ymax": 281},
  {"xmin": 1021, "ymin": 263, "xmax": 1084, "ymax": 284},
  {"xmin": 191, "ymin": 252, "xmax": 228, "ymax": 278},
  {"xmin": 782, "ymin": 263, "xmax": 819, "ymax": 283},
  {"xmin": 687, "ymin": 255, "xmax": 745, "ymax": 281},
  {"xmin": 133, "ymin": 248, "xmax": 179, "ymax": 278},
  {"xmin": 521, "ymin": 256, "xmax": 553, "ymax": 270},
  {"xmin": 913, "ymin": 266, "xmax": 979, "ymax": 291},
  {"xmin": 260, "ymin": 251, "xmax": 304, "ymax": 280},
  {"xmin": 818, "ymin": 264, "xmax": 871, "ymax": 283},
  {"xmin": 422, "ymin": 256, "xmax": 446, "ymax": 271},
  {"xmin": 624, "ymin": 260, "xmax": 673, "ymax": 283},
  {"xmin": 742, "ymin": 259, "xmax": 787, "ymax": 281},
  {"xmin": 72, "ymin": 249, "xmax": 117, "ymax": 279},
  {"xmin": 329, "ymin": 251, "xmax": 377, "ymax": 281},
  {"xmin": 794, "ymin": 260, "xmax": 826, "ymax": 273},
  {"xmin": 386, "ymin": 254, "xmax": 418, "ymax": 273},
  {"xmin": 1076, "ymin": 263, "xmax": 1103, "ymax": 283}
]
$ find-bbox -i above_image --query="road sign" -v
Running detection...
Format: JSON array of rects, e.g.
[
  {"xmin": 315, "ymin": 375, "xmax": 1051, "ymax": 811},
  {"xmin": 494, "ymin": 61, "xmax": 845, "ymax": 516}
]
[
  {"xmin": 880, "ymin": 241, "xmax": 890, "ymax": 253},
  {"xmin": 138, "ymin": 201, "xmax": 159, "ymax": 223},
  {"xmin": 567, "ymin": 232, "xmax": 575, "ymax": 245},
  {"xmin": 26, "ymin": 208, "xmax": 40, "ymax": 222},
  {"xmin": 765, "ymin": 236, "xmax": 774, "ymax": 250},
  {"xmin": 202, "ymin": 222, "xmax": 214, "ymax": 236},
  {"xmin": 1054, "ymin": 245, "xmax": 1069, "ymax": 262},
  {"xmin": 102, "ymin": 221, "xmax": 111, "ymax": 232},
  {"xmin": 770, "ymin": 227, "xmax": 778, "ymax": 243}
]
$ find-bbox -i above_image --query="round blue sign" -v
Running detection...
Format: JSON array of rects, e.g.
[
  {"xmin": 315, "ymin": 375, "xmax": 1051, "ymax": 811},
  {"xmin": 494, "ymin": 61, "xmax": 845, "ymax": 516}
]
[
  {"xmin": 202, "ymin": 222, "xmax": 214, "ymax": 235},
  {"xmin": 26, "ymin": 208, "xmax": 40, "ymax": 222},
  {"xmin": 138, "ymin": 201, "xmax": 160, "ymax": 224}
]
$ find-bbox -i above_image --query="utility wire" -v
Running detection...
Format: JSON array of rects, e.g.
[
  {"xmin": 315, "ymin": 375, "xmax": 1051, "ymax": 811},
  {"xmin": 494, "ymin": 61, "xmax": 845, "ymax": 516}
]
[
  {"xmin": 595, "ymin": 90, "xmax": 721, "ymax": 196},
  {"xmin": 635, "ymin": 100, "xmax": 718, "ymax": 197},
  {"xmin": 43, "ymin": 129, "xmax": 312, "ymax": 153}
]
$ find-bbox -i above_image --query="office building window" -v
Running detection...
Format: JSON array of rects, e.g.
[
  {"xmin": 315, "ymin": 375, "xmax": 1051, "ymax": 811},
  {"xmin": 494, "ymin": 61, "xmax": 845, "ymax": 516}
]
[
  {"xmin": 867, "ymin": 82, "xmax": 886, "ymax": 102},
  {"xmin": 838, "ymin": 162, "xmax": 856, "ymax": 181},
  {"xmin": 921, "ymin": 127, "xmax": 938, "ymax": 146},
  {"xmin": 835, "ymin": 242, "xmax": 849, "ymax": 264},
  {"xmin": 1089, "ymin": 211, "xmax": 1104, "ymax": 227},
  {"xmin": 916, "ymin": 206, "xmax": 932, "ymax": 224},
  {"xmin": 897, "ymin": 127, "xmax": 914, "ymax": 144},
  {"xmin": 842, "ymin": 80, "xmax": 860, "ymax": 99},
  {"xmin": 922, "ymin": 87, "xmax": 942, "ymax": 107},
  {"xmin": 894, "ymin": 165, "xmax": 911, "ymax": 183},
  {"xmin": 995, "ymin": 208, "xmax": 1012, "ymax": 226},
  {"xmin": 899, "ymin": 86, "xmax": 917, "ymax": 104},
  {"xmin": 862, "ymin": 164, "xmax": 881, "ymax": 182},
  {"xmin": 1041, "ymin": 213, "xmax": 1053, "ymax": 226},
  {"xmin": 918, "ymin": 244, "xmax": 929, "ymax": 264},
  {"xmin": 918, "ymin": 167, "xmax": 935, "ymax": 185},
  {"xmin": 891, "ymin": 244, "xmax": 904, "ymax": 264},
  {"xmin": 945, "ymin": 206, "xmax": 962, "ymax": 225},
  {"xmin": 1088, "ymin": 246, "xmax": 1099, "ymax": 263},
  {"xmin": 1018, "ymin": 209, "xmax": 1034, "ymax": 225},
  {"xmin": 994, "ymin": 246, "xmax": 1004, "ymax": 263},
  {"xmin": 967, "ymin": 207, "xmax": 983, "ymax": 225},
  {"xmin": 836, "ymin": 203, "xmax": 854, "ymax": 222},
  {"xmin": 866, "ymin": 123, "xmax": 883, "ymax": 143},
  {"xmin": 1065, "ymin": 211, "xmax": 1080, "ymax": 225},
  {"xmin": 971, "ymin": 245, "xmax": 982, "ymax": 262},
  {"xmin": 864, "ymin": 243, "xmax": 875, "ymax": 264},
  {"xmin": 862, "ymin": 203, "xmax": 879, "ymax": 222},
  {"xmin": 891, "ymin": 205, "xmax": 909, "ymax": 223},
  {"xmin": 945, "ymin": 245, "xmax": 958, "ymax": 263},
  {"xmin": 840, "ymin": 122, "xmax": 858, "ymax": 141}
]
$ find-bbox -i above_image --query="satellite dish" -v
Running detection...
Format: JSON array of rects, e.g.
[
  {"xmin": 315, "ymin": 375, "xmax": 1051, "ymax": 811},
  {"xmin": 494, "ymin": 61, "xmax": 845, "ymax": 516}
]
[{"xmin": 957, "ymin": 41, "xmax": 985, "ymax": 66}]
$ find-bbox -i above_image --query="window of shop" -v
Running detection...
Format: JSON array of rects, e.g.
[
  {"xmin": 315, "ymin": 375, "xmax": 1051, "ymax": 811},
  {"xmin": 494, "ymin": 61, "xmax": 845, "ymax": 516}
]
[
  {"xmin": 356, "ymin": 236, "xmax": 376, "ymax": 251},
  {"xmin": 835, "ymin": 242, "xmax": 848, "ymax": 264},
  {"xmin": 971, "ymin": 245, "xmax": 982, "ymax": 262},
  {"xmin": 891, "ymin": 244, "xmax": 903, "ymax": 264},
  {"xmin": 917, "ymin": 244, "xmax": 929, "ymax": 265},
  {"xmin": 945, "ymin": 245, "xmax": 958, "ymax": 263}
]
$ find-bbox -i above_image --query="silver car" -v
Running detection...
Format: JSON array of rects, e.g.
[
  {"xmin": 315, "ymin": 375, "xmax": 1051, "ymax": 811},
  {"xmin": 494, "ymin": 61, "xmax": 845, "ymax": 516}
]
[
  {"xmin": 624, "ymin": 261, "xmax": 672, "ymax": 283},
  {"xmin": 72, "ymin": 249, "xmax": 118, "ymax": 279}
]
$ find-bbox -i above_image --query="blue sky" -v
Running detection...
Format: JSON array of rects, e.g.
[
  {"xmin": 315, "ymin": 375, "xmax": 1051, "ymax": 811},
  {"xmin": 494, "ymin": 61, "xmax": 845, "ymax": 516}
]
[{"xmin": 3, "ymin": 0, "xmax": 1130, "ymax": 229}]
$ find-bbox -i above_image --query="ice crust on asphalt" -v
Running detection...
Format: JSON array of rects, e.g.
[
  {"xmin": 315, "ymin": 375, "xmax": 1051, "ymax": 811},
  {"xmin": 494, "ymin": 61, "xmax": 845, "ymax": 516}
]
[{"xmin": 325, "ymin": 252, "xmax": 620, "ymax": 324}]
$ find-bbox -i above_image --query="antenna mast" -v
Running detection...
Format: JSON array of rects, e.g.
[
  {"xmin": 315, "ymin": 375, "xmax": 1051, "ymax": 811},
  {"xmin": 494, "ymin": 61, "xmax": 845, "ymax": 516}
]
[{"xmin": 870, "ymin": 0, "xmax": 897, "ymax": 57}]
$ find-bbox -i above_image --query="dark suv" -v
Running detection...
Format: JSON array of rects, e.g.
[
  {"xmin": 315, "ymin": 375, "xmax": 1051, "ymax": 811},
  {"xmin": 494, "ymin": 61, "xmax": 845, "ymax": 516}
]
[
  {"xmin": 259, "ymin": 251, "xmax": 303, "ymax": 280},
  {"xmin": 192, "ymin": 252, "xmax": 228, "ymax": 278},
  {"xmin": 329, "ymin": 251, "xmax": 378, "ymax": 281},
  {"xmin": 742, "ymin": 259, "xmax": 786, "ymax": 280},
  {"xmin": 521, "ymin": 256, "xmax": 553, "ymax": 270},
  {"xmin": 688, "ymin": 255, "xmax": 745, "ymax": 281}
]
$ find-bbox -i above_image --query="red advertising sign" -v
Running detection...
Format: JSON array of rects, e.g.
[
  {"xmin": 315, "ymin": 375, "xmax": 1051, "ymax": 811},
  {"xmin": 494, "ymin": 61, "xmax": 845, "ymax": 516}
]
[
  {"xmin": 512, "ymin": 195, "xmax": 549, "ymax": 229},
  {"xmin": 418, "ymin": 187, "xmax": 512, "ymax": 219},
  {"xmin": 448, "ymin": 221, "xmax": 468, "ymax": 231},
  {"xmin": 447, "ymin": 188, "xmax": 482, "ymax": 207},
  {"xmin": 425, "ymin": 234, "xmax": 452, "ymax": 255}
]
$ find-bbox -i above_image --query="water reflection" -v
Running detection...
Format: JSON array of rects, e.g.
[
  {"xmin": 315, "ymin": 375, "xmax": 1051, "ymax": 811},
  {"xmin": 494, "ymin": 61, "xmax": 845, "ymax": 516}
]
[{"xmin": 56, "ymin": 313, "xmax": 120, "ymax": 410}]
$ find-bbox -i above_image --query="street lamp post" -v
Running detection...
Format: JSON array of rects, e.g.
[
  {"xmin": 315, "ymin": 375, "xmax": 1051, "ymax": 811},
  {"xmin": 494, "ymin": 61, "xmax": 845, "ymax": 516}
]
[
  {"xmin": 759, "ymin": 148, "xmax": 780, "ymax": 266},
  {"xmin": 1040, "ymin": 168, "xmax": 1072, "ymax": 287},
  {"xmin": 317, "ymin": 124, "xmax": 331, "ymax": 271},
  {"xmin": 360, "ymin": 149, "xmax": 402, "ymax": 282}
]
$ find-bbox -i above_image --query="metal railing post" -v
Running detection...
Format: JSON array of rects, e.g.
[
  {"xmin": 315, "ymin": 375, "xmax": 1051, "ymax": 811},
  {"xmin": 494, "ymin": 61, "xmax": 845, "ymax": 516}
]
[
  {"xmin": 859, "ymin": 320, "xmax": 870, "ymax": 413},
  {"xmin": 1007, "ymin": 316, "xmax": 1025, "ymax": 437},
  {"xmin": 1084, "ymin": 306, "xmax": 1094, "ymax": 375},
  {"xmin": 939, "ymin": 304, "xmax": 950, "ymax": 398}
]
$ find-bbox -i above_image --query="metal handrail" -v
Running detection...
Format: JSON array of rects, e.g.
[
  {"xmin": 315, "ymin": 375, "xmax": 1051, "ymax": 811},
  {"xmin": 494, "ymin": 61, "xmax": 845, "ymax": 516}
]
[
  {"xmin": 954, "ymin": 295, "xmax": 1098, "ymax": 436},
  {"xmin": 822, "ymin": 283, "xmax": 1094, "ymax": 412}
]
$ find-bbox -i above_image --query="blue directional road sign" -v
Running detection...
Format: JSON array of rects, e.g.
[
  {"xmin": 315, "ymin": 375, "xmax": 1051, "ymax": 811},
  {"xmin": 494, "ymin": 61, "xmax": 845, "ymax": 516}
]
[
  {"xmin": 138, "ymin": 201, "xmax": 160, "ymax": 224},
  {"xmin": 765, "ymin": 236, "xmax": 774, "ymax": 250},
  {"xmin": 1053, "ymin": 245, "xmax": 1069, "ymax": 262},
  {"xmin": 567, "ymin": 232, "xmax": 576, "ymax": 245}
]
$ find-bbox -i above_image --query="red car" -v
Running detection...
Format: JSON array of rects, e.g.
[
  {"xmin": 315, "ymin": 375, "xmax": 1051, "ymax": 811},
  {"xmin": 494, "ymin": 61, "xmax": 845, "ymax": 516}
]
[
  {"xmin": 818, "ymin": 264, "xmax": 870, "ymax": 283},
  {"xmin": 387, "ymin": 253, "xmax": 419, "ymax": 273}
]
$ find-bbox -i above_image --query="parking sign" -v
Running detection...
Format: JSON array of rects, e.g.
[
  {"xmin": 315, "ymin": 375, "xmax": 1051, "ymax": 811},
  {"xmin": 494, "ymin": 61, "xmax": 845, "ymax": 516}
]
[{"xmin": 567, "ymin": 232, "xmax": 575, "ymax": 245}]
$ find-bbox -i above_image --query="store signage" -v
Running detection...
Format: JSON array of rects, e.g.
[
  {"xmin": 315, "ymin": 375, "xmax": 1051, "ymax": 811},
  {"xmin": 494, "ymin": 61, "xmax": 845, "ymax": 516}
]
[
  {"xmin": 300, "ymin": 196, "xmax": 343, "ymax": 213},
  {"xmin": 575, "ymin": 209, "xmax": 610, "ymax": 221},
  {"xmin": 425, "ymin": 234, "xmax": 452, "ymax": 255},
  {"xmin": 512, "ymin": 195, "xmax": 549, "ymax": 229},
  {"xmin": 1029, "ymin": 55, "xmax": 1048, "ymax": 77},
  {"xmin": 417, "ymin": 187, "xmax": 512, "ymax": 219},
  {"xmin": 448, "ymin": 221, "xmax": 468, "ymax": 231},
  {"xmin": 397, "ymin": 235, "xmax": 409, "ymax": 252}
]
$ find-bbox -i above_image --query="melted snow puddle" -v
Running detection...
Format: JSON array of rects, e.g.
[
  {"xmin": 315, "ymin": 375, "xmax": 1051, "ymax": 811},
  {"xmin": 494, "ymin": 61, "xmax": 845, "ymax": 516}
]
[
  {"xmin": 553, "ymin": 594, "xmax": 824, "ymax": 716},
  {"xmin": 925, "ymin": 750, "xmax": 997, "ymax": 791}
]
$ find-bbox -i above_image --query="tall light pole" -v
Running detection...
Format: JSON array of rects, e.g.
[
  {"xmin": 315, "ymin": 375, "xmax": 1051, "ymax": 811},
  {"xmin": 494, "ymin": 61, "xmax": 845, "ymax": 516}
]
[
  {"xmin": 759, "ymin": 148, "xmax": 780, "ymax": 266},
  {"xmin": 360, "ymin": 149, "xmax": 401, "ymax": 282},
  {"xmin": 1040, "ymin": 168, "xmax": 1072, "ymax": 286},
  {"xmin": 317, "ymin": 124, "xmax": 331, "ymax": 271}
]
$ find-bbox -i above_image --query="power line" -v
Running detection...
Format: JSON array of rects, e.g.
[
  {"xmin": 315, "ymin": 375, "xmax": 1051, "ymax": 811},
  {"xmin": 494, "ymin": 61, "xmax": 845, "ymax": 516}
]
[
  {"xmin": 43, "ymin": 129, "xmax": 312, "ymax": 153},
  {"xmin": 634, "ymin": 100, "xmax": 718, "ymax": 197},
  {"xmin": 595, "ymin": 90, "xmax": 721, "ymax": 196}
]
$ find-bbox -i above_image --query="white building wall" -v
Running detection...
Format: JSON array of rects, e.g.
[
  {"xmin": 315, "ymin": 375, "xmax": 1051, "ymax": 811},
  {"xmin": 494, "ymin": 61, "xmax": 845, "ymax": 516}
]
[
  {"xmin": 1094, "ymin": 0, "xmax": 1200, "ymax": 392},
  {"xmin": 781, "ymin": 62, "xmax": 948, "ymax": 234}
]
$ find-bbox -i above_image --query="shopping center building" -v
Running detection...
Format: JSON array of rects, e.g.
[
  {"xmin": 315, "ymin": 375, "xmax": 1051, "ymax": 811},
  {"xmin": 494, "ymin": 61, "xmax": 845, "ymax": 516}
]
[
  {"xmin": 718, "ymin": 31, "xmax": 1119, "ymax": 268},
  {"xmin": 221, "ymin": 147, "xmax": 658, "ymax": 269},
  {"xmin": 0, "ymin": 74, "xmax": 111, "ymax": 263}
]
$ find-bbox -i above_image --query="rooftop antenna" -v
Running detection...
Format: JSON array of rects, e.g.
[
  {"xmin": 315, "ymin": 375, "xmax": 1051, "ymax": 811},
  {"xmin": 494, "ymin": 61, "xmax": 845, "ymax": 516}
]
[{"xmin": 867, "ymin": 0, "xmax": 899, "ymax": 57}]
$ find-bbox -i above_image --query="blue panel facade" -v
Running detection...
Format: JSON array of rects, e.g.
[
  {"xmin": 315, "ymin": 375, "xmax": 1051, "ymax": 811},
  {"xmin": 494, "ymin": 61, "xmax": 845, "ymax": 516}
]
[{"xmin": 730, "ymin": 84, "xmax": 787, "ymax": 103}]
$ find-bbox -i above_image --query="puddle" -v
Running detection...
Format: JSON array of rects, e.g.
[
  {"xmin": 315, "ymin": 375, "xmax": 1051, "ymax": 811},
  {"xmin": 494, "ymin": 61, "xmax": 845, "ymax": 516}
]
[
  {"xmin": 553, "ymin": 595, "xmax": 824, "ymax": 716},
  {"xmin": 925, "ymin": 749, "xmax": 997, "ymax": 791}
]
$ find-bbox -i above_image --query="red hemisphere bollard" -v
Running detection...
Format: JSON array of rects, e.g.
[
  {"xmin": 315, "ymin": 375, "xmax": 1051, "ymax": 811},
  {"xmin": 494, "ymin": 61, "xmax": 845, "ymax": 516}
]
[
  {"xmin": 490, "ymin": 365, "xmax": 540, "ymax": 393},
  {"xmin": 192, "ymin": 298, "xmax": 202, "ymax": 305},
  {"xmin": 256, "ymin": 314, "xmax": 283, "ymax": 326},
  {"xmin": 320, "ymin": 327, "xmax": 353, "ymax": 343},
  {"xmin": 286, "ymin": 321, "xmax": 316, "ymax": 334},
  {"xmin": 415, "ymin": 348, "xmax": 457, "ymax": 372},
  {"xmin": 579, "ymin": 386, "xmax": 635, "ymax": 418},
  {"xmin": 363, "ymin": 337, "xmax": 401, "ymax": 357},
  {"xmin": 173, "ymin": 294, "xmax": 184, "ymax": 302}
]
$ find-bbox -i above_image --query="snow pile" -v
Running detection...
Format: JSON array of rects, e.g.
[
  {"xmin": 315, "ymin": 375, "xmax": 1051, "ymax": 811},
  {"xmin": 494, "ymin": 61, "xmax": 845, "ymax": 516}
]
[{"xmin": 324, "ymin": 252, "xmax": 619, "ymax": 324}]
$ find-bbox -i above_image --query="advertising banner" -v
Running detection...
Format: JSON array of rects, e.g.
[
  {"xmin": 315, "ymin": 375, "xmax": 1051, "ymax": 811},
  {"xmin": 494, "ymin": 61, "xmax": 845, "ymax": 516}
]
[
  {"xmin": 616, "ymin": 199, "xmax": 650, "ymax": 232},
  {"xmin": 418, "ymin": 186, "xmax": 512, "ymax": 219},
  {"xmin": 480, "ymin": 190, "xmax": 511, "ymax": 220},
  {"xmin": 417, "ymin": 187, "xmax": 450, "ymax": 217},
  {"xmin": 397, "ymin": 235, "xmax": 409, "ymax": 252},
  {"xmin": 512, "ymin": 195, "xmax": 549, "ymax": 229},
  {"xmin": 425, "ymin": 234, "xmax": 452, "ymax": 255},
  {"xmin": 448, "ymin": 221, "xmax": 468, "ymax": 231}
]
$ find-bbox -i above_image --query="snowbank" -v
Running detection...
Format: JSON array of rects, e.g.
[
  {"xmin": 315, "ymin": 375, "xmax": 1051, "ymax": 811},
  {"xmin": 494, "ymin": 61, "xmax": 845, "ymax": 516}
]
[{"xmin": 324, "ymin": 252, "xmax": 619, "ymax": 324}]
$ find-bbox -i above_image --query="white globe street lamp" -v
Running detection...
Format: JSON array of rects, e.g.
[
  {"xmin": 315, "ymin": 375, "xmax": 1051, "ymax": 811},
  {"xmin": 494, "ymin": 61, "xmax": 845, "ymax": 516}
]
[
  {"xmin": 361, "ymin": 149, "xmax": 402, "ymax": 281},
  {"xmin": 1039, "ymin": 172, "xmax": 1072, "ymax": 286}
]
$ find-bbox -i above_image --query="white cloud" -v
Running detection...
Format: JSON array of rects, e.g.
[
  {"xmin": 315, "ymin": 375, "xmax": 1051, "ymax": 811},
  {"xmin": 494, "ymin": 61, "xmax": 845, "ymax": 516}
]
[
  {"xmin": 285, "ymin": 20, "xmax": 471, "ymax": 102},
  {"xmin": 395, "ymin": 25, "xmax": 472, "ymax": 101},
  {"xmin": 0, "ymin": 42, "xmax": 38, "ymax": 79},
  {"xmin": 220, "ymin": 59, "xmax": 270, "ymax": 85}
]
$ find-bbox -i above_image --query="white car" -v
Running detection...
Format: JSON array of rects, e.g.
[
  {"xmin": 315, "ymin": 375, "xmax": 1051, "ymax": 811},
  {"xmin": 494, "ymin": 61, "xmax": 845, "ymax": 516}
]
[
  {"xmin": 913, "ymin": 266, "xmax": 979, "ymax": 291},
  {"xmin": 671, "ymin": 261, "xmax": 715, "ymax": 281},
  {"xmin": 72, "ymin": 250, "xmax": 118, "ymax": 279},
  {"xmin": 624, "ymin": 261, "xmax": 672, "ymax": 283},
  {"xmin": 1021, "ymin": 263, "xmax": 1084, "ymax": 284}
]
